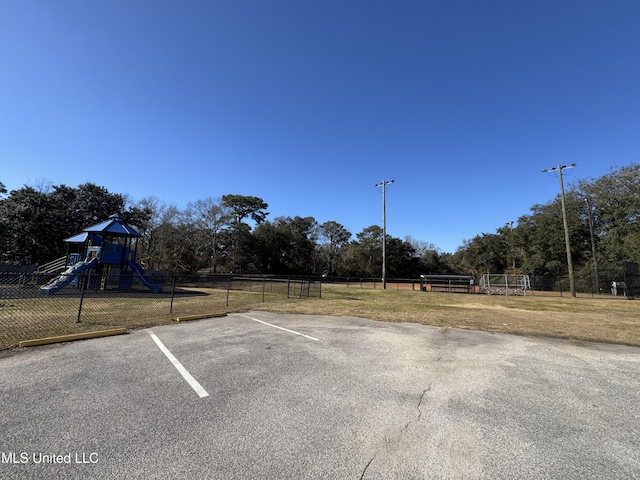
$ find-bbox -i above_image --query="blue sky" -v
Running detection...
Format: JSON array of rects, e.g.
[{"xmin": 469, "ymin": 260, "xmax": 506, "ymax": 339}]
[{"xmin": 2, "ymin": 1, "xmax": 639, "ymax": 253}]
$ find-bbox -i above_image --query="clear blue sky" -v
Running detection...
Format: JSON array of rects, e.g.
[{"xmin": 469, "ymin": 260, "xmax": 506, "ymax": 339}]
[{"xmin": 2, "ymin": 1, "xmax": 639, "ymax": 253}]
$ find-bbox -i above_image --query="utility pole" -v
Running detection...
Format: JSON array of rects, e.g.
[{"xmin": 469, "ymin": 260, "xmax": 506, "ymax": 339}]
[
  {"xmin": 584, "ymin": 197, "xmax": 600, "ymax": 294},
  {"xmin": 542, "ymin": 164, "xmax": 576, "ymax": 297},
  {"xmin": 375, "ymin": 180, "xmax": 394, "ymax": 289}
]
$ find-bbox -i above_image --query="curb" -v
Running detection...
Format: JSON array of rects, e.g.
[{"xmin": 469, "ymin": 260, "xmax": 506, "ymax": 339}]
[
  {"xmin": 19, "ymin": 328, "xmax": 128, "ymax": 348},
  {"xmin": 175, "ymin": 313, "xmax": 227, "ymax": 322}
]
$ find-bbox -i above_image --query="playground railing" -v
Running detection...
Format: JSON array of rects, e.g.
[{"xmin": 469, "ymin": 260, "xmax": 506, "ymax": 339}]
[{"xmin": 35, "ymin": 256, "xmax": 67, "ymax": 276}]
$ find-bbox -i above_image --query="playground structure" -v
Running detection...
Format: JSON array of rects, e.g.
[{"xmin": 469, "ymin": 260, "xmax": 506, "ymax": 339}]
[
  {"xmin": 479, "ymin": 274, "xmax": 530, "ymax": 296},
  {"xmin": 40, "ymin": 214, "xmax": 162, "ymax": 295}
]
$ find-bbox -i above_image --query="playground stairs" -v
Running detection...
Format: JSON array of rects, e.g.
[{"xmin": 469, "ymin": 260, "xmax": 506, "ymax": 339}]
[
  {"xmin": 21, "ymin": 256, "xmax": 67, "ymax": 287},
  {"xmin": 36, "ymin": 256, "xmax": 67, "ymax": 276},
  {"xmin": 25, "ymin": 255, "xmax": 67, "ymax": 286}
]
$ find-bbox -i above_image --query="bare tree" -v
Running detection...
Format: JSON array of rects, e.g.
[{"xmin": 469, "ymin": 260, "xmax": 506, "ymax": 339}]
[{"xmin": 185, "ymin": 197, "xmax": 230, "ymax": 272}]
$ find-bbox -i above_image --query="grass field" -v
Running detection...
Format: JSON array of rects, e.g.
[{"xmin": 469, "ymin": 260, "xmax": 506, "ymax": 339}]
[{"xmin": 1, "ymin": 286, "xmax": 639, "ymax": 349}]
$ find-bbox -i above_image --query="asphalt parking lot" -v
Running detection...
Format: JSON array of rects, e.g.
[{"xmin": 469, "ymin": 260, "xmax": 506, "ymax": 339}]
[{"xmin": 1, "ymin": 312, "xmax": 639, "ymax": 479}]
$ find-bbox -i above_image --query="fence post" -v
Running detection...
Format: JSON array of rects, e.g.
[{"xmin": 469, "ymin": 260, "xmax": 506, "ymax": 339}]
[
  {"xmin": 226, "ymin": 277, "xmax": 231, "ymax": 306},
  {"xmin": 262, "ymin": 278, "xmax": 266, "ymax": 302},
  {"xmin": 170, "ymin": 276, "xmax": 176, "ymax": 314},
  {"xmin": 76, "ymin": 273, "xmax": 86, "ymax": 323},
  {"xmin": 287, "ymin": 278, "xmax": 291, "ymax": 298}
]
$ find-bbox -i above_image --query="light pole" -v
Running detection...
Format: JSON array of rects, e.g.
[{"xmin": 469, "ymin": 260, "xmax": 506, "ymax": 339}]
[
  {"xmin": 506, "ymin": 221, "xmax": 515, "ymax": 272},
  {"xmin": 584, "ymin": 197, "xmax": 600, "ymax": 294},
  {"xmin": 542, "ymin": 164, "xmax": 576, "ymax": 297},
  {"xmin": 375, "ymin": 179, "xmax": 394, "ymax": 289}
]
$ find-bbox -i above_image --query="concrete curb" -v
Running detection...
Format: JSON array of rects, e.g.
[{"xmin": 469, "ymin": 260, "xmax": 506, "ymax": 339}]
[
  {"xmin": 19, "ymin": 328, "xmax": 128, "ymax": 348},
  {"xmin": 175, "ymin": 313, "xmax": 227, "ymax": 322}
]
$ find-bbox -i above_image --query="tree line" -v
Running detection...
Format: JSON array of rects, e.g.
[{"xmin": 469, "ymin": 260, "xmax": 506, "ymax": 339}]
[
  {"xmin": 0, "ymin": 184, "xmax": 435, "ymax": 278},
  {"xmin": 1, "ymin": 164, "xmax": 639, "ymax": 288},
  {"xmin": 450, "ymin": 164, "xmax": 640, "ymax": 291}
]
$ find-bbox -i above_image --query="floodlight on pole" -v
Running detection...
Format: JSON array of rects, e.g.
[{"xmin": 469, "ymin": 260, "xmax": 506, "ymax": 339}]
[
  {"xmin": 375, "ymin": 179, "xmax": 394, "ymax": 289},
  {"xmin": 541, "ymin": 164, "xmax": 577, "ymax": 297}
]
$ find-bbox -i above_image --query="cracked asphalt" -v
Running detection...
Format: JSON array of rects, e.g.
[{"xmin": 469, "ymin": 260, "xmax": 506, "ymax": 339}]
[{"xmin": 1, "ymin": 312, "xmax": 639, "ymax": 479}]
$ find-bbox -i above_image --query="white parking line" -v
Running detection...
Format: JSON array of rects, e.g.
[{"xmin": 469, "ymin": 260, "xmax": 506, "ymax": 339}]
[
  {"xmin": 148, "ymin": 331, "xmax": 209, "ymax": 398},
  {"xmin": 236, "ymin": 314, "xmax": 320, "ymax": 341}
]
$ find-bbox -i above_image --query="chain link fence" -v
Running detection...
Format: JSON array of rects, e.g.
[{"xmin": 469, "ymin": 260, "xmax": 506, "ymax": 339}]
[
  {"xmin": 321, "ymin": 271, "xmax": 635, "ymax": 298},
  {"xmin": 3, "ymin": 265, "xmax": 635, "ymax": 350},
  {"xmin": 0, "ymin": 272, "xmax": 321, "ymax": 350},
  {"xmin": 528, "ymin": 264, "xmax": 635, "ymax": 297},
  {"xmin": 319, "ymin": 277, "xmax": 423, "ymax": 290}
]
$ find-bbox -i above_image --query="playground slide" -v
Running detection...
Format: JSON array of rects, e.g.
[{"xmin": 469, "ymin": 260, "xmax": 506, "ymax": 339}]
[
  {"xmin": 125, "ymin": 259, "xmax": 163, "ymax": 293},
  {"xmin": 40, "ymin": 257, "xmax": 99, "ymax": 295}
]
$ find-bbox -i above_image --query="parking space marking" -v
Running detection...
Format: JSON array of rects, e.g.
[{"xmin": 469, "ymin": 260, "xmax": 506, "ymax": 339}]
[
  {"xmin": 235, "ymin": 314, "xmax": 320, "ymax": 341},
  {"xmin": 148, "ymin": 330, "xmax": 209, "ymax": 398}
]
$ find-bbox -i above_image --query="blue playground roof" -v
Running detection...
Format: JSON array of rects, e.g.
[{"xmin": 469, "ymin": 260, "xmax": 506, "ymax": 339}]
[
  {"xmin": 64, "ymin": 232, "xmax": 90, "ymax": 243},
  {"xmin": 64, "ymin": 214, "xmax": 141, "ymax": 243}
]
